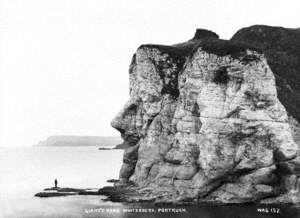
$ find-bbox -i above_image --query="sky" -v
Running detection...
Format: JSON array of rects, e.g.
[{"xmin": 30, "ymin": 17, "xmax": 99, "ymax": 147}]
[{"xmin": 0, "ymin": 0, "xmax": 299, "ymax": 147}]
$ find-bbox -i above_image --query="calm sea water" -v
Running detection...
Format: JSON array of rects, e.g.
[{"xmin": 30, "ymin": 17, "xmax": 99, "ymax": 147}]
[
  {"xmin": 0, "ymin": 146, "xmax": 123, "ymax": 218},
  {"xmin": 0, "ymin": 146, "xmax": 299, "ymax": 218}
]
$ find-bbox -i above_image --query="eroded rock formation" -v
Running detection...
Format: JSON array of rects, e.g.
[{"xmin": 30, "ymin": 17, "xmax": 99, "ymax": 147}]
[{"xmin": 111, "ymin": 27, "xmax": 300, "ymax": 203}]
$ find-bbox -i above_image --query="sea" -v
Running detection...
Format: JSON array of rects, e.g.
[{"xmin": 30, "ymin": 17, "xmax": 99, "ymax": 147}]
[{"xmin": 0, "ymin": 146, "xmax": 299, "ymax": 218}]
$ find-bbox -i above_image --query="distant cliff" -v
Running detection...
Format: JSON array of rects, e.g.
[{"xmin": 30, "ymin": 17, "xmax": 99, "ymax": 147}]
[
  {"xmin": 109, "ymin": 26, "xmax": 300, "ymax": 204},
  {"xmin": 36, "ymin": 136, "xmax": 122, "ymax": 147}
]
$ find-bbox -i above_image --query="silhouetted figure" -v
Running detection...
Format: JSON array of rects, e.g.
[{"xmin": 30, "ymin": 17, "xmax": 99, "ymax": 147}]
[{"xmin": 54, "ymin": 179, "xmax": 58, "ymax": 189}]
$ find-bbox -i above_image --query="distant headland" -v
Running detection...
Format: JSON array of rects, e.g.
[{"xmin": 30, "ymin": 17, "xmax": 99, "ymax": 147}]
[{"xmin": 35, "ymin": 135, "xmax": 122, "ymax": 147}]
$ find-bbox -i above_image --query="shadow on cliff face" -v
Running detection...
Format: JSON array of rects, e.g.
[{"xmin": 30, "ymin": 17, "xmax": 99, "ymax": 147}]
[{"xmin": 110, "ymin": 27, "xmax": 300, "ymax": 204}]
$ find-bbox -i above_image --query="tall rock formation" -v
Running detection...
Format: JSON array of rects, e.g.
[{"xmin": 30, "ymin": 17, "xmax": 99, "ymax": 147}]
[{"xmin": 111, "ymin": 27, "xmax": 300, "ymax": 203}]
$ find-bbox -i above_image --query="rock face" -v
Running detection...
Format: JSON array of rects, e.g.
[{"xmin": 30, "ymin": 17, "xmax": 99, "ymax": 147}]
[{"xmin": 111, "ymin": 27, "xmax": 300, "ymax": 203}]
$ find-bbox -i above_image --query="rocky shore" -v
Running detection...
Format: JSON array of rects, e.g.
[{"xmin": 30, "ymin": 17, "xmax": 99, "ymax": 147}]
[
  {"xmin": 35, "ymin": 187, "xmax": 99, "ymax": 197},
  {"xmin": 35, "ymin": 183, "xmax": 300, "ymax": 205}
]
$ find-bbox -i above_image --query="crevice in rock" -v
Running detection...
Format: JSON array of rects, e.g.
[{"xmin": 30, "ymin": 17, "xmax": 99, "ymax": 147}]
[{"xmin": 213, "ymin": 66, "xmax": 229, "ymax": 84}]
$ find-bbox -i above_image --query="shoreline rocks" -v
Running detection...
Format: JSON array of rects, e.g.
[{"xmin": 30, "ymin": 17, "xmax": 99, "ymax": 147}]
[
  {"xmin": 98, "ymin": 147, "xmax": 113, "ymax": 150},
  {"xmin": 107, "ymin": 179, "xmax": 120, "ymax": 183},
  {"xmin": 34, "ymin": 187, "xmax": 99, "ymax": 198}
]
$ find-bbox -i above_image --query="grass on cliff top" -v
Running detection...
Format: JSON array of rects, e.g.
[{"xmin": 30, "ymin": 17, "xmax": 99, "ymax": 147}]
[
  {"xmin": 139, "ymin": 40, "xmax": 201, "ymax": 58},
  {"xmin": 200, "ymin": 38, "xmax": 261, "ymax": 59},
  {"xmin": 139, "ymin": 38, "xmax": 262, "ymax": 61}
]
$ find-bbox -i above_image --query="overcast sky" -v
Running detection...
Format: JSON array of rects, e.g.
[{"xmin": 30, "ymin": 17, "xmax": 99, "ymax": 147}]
[{"xmin": 0, "ymin": 0, "xmax": 299, "ymax": 147}]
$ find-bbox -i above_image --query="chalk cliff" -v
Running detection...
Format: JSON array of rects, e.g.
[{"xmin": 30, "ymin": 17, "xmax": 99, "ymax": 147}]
[{"xmin": 111, "ymin": 27, "xmax": 300, "ymax": 203}]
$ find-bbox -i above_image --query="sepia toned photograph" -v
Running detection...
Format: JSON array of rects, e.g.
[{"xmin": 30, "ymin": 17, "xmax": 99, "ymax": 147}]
[{"xmin": 1, "ymin": 0, "xmax": 300, "ymax": 217}]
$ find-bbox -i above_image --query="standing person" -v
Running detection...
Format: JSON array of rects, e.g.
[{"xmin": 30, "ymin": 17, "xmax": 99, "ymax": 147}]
[{"xmin": 54, "ymin": 178, "xmax": 58, "ymax": 188}]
